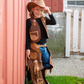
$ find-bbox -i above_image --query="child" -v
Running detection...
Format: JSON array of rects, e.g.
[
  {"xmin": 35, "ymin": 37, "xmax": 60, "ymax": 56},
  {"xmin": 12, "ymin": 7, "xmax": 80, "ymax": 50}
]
[{"xmin": 26, "ymin": 0, "xmax": 56, "ymax": 84}]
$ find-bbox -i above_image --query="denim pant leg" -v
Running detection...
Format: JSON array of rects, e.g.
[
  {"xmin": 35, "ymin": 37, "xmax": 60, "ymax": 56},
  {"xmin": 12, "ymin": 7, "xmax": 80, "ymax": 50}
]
[{"xmin": 40, "ymin": 47, "xmax": 50, "ymax": 68}]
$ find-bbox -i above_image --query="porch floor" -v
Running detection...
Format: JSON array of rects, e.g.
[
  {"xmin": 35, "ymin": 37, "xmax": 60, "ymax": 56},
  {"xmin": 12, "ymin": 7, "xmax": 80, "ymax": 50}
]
[{"xmin": 47, "ymin": 55, "xmax": 84, "ymax": 78}]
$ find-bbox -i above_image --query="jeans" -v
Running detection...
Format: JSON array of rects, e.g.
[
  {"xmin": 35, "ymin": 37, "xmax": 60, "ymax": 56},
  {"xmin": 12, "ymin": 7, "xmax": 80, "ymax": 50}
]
[{"xmin": 39, "ymin": 47, "xmax": 51, "ymax": 68}]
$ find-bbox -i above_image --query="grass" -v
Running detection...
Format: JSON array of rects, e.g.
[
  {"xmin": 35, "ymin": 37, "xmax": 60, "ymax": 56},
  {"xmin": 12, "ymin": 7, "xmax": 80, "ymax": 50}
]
[
  {"xmin": 46, "ymin": 75, "xmax": 84, "ymax": 84},
  {"xmin": 27, "ymin": 75, "xmax": 84, "ymax": 84},
  {"xmin": 80, "ymin": 57, "xmax": 84, "ymax": 60}
]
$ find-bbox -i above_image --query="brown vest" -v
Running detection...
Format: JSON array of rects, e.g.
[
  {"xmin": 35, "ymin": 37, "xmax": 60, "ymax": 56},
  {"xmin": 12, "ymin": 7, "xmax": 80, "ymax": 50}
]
[
  {"xmin": 27, "ymin": 17, "xmax": 53, "ymax": 84},
  {"xmin": 29, "ymin": 17, "xmax": 49, "ymax": 43}
]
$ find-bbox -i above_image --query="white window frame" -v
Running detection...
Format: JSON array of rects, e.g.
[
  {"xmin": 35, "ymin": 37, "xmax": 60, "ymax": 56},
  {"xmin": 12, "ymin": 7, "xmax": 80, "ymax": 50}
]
[
  {"xmin": 67, "ymin": 0, "xmax": 84, "ymax": 7},
  {"xmin": 63, "ymin": 0, "xmax": 68, "ymax": 11},
  {"xmin": 29, "ymin": 0, "xmax": 32, "ymax": 2},
  {"xmin": 63, "ymin": 0, "xmax": 84, "ymax": 11}
]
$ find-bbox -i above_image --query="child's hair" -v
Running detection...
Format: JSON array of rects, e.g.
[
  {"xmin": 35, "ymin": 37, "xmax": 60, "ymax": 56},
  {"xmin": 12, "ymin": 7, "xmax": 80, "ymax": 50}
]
[
  {"xmin": 29, "ymin": 6, "xmax": 45, "ymax": 18},
  {"xmin": 29, "ymin": 11, "xmax": 34, "ymax": 18}
]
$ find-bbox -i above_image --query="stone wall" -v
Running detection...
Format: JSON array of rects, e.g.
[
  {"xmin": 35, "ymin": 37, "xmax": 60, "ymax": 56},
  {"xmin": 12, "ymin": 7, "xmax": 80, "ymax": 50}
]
[{"xmin": 45, "ymin": 12, "xmax": 66, "ymax": 58}]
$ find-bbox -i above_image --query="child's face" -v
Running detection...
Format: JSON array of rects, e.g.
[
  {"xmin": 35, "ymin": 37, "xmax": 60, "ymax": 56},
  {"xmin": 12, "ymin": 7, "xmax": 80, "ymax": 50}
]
[{"xmin": 32, "ymin": 6, "xmax": 44, "ymax": 18}]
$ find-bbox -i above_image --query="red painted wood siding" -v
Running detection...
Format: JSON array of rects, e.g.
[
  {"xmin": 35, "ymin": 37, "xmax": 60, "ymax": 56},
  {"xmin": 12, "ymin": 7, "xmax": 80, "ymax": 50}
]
[
  {"xmin": 44, "ymin": 0, "xmax": 63, "ymax": 12},
  {"xmin": 44, "ymin": 0, "xmax": 52, "ymax": 8},
  {"xmin": 51, "ymin": 0, "xmax": 58, "ymax": 12},
  {"xmin": 58, "ymin": 0, "xmax": 63, "ymax": 12}
]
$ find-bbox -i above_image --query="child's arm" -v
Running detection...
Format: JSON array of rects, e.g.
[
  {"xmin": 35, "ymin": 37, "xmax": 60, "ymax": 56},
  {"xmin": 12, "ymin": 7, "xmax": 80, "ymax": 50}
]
[
  {"xmin": 43, "ymin": 6, "xmax": 51, "ymax": 15},
  {"xmin": 43, "ymin": 6, "xmax": 56, "ymax": 25},
  {"xmin": 26, "ymin": 19, "xmax": 31, "ymax": 59},
  {"xmin": 26, "ymin": 49, "xmax": 30, "ymax": 59},
  {"xmin": 46, "ymin": 14, "xmax": 56, "ymax": 25}
]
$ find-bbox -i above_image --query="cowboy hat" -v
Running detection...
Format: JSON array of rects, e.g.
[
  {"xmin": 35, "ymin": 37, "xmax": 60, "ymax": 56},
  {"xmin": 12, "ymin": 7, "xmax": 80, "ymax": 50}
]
[{"xmin": 27, "ymin": 0, "xmax": 46, "ymax": 12}]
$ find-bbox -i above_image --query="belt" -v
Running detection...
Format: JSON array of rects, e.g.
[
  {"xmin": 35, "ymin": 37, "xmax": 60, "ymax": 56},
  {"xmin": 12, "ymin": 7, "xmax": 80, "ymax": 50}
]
[
  {"xmin": 38, "ymin": 44, "xmax": 46, "ymax": 47},
  {"xmin": 31, "ymin": 43, "xmax": 46, "ymax": 51}
]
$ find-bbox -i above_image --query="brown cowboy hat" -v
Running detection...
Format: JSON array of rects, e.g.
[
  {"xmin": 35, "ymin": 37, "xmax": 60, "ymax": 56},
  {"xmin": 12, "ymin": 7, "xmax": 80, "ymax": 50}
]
[{"xmin": 27, "ymin": 0, "xmax": 46, "ymax": 12}]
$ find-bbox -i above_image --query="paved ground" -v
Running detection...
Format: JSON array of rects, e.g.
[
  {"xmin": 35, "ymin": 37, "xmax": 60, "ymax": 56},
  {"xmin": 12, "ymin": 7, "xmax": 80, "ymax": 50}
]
[{"xmin": 47, "ymin": 55, "xmax": 84, "ymax": 78}]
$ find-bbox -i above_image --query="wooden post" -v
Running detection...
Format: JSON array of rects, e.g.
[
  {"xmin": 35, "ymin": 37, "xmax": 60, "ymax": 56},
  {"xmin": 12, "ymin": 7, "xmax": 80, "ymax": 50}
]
[
  {"xmin": 65, "ymin": 9, "xmax": 72, "ymax": 57},
  {"xmin": 73, "ymin": 10, "xmax": 79, "ymax": 52},
  {"xmin": 80, "ymin": 10, "xmax": 84, "ymax": 53}
]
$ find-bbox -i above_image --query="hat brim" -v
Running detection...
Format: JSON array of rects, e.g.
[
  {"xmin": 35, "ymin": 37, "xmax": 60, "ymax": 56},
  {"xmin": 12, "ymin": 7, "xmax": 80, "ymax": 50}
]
[{"xmin": 27, "ymin": 2, "xmax": 45, "ymax": 12}]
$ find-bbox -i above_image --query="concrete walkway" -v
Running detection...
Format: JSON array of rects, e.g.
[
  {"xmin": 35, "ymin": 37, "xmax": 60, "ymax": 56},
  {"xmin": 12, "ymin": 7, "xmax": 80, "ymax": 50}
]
[{"xmin": 47, "ymin": 55, "xmax": 84, "ymax": 78}]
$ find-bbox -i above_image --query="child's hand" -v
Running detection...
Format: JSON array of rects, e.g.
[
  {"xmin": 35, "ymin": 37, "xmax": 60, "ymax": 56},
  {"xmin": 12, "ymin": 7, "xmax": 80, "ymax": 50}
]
[
  {"xmin": 43, "ymin": 6, "xmax": 51, "ymax": 15},
  {"xmin": 26, "ymin": 49, "xmax": 30, "ymax": 59}
]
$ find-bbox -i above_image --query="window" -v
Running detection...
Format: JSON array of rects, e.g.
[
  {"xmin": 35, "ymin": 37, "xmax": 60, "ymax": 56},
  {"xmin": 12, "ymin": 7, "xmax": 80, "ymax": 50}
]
[
  {"xmin": 77, "ymin": 1, "xmax": 84, "ymax": 5},
  {"xmin": 67, "ymin": 0, "xmax": 84, "ymax": 7},
  {"xmin": 68, "ymin": 1, "xmax": 75, "ymax": 5},
  {"xmin": 29, "ymin": 0, "xmax": 32, "ymax": 2}
]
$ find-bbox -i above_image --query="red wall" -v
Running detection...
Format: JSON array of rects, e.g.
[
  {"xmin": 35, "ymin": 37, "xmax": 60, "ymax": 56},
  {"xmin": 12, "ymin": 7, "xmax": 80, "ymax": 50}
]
[
  {"xmin": 0, "ymin": 0, "xmax": 29, "ymax": 84},
  {"xmin": 44, "ymin": 0, "xmax": 63, "ymax": 12}
]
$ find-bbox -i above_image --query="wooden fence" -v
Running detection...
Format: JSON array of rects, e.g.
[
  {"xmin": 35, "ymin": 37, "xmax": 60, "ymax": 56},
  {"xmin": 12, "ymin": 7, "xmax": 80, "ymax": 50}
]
[{"xmin": 65, "ymin": 9, "xmax": 84, "ymax": 57}]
